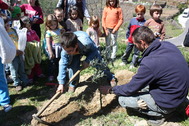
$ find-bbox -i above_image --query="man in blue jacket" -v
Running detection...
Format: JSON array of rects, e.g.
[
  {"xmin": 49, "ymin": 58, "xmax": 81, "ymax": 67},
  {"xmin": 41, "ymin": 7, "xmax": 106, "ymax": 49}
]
[
  {"xmin": 57, "ymin": 31, "xmax": 115, "ymax": 93},
  {"xmin": 100, "ymin": 26, "xmax": 189, "ymax": 125}
]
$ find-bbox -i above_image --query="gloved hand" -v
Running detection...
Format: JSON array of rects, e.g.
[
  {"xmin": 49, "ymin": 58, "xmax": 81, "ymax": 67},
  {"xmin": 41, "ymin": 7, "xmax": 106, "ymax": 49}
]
[{"xmin": 137, "ymin": 99, "xmax": 147, "ymax": 109}]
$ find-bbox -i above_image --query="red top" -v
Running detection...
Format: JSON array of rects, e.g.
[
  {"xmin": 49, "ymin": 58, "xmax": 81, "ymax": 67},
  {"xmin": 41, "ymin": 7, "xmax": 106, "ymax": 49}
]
[
  {"xmin": 27, "ymin": 29, "xmax": 40, "ymax": 42},
  {"xmin": 0, "ymin": 0, "xmax": 9, "ymax": 9},
  {"xmin": 20, "ymin": 4, "xmax": 44, "ymax": 24}
]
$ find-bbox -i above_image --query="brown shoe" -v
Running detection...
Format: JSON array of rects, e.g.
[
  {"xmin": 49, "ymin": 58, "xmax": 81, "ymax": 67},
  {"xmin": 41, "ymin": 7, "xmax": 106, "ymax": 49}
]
[
  {"xmin": 68, "ymin": 86, "xmax": 75, "ymax": 93},
  {"xmin": 16, "ymin": 86, "xmax": 22, "ymax": 91}
]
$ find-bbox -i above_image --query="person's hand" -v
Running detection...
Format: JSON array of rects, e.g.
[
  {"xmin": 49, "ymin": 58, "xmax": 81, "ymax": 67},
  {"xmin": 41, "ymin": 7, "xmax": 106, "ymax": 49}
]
[
  {"xmin": 32, "ymin": 18, "xmax": 38, "ymax": 23},
  {"xmin": 49, "ymin": 51, "xmax": 55, "ymax": 59},
  {"xmin": 112, "ymin": 29, "xmax": 116, "ymax": 34},
  {"xmin": 99, "ymin": 85, "xmax": 112, "ymax": 94},
  {"xmin": 16, "ymin": 50, "xmax": 23, "ymax": 55},
  {"xmin": 125, "ymin": 39, "xmax": 128, "ymax": 44},
  {"xmin": 154, "ymin": 32, "xmax": 160, "ymax": 37},
  {"xmin": 60, "ymin": 28, "xmax": 66, "ymax": 34},
  {"xmin": 137, "ymin": 99, "xmax": 147, "ymax": 109},
  {"xmin": 81, "ymin": 61, "xmax": 89, "ymax": 70},
  {"xmin": 56, "ymin": 84, "xmax": 64, "ymax": 93},
  {"xmin": 86, "ymin": 17, "xmax": 90, "ymax": 25},
  {"xmin": 105, "ymin": 29, "xmax": 109, "ymax": 36}
]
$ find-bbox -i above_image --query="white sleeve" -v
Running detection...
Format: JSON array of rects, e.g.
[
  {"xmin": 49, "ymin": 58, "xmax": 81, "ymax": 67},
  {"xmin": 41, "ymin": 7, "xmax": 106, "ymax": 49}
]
[{"xmin": 0, "ymin": 18, "xmax": 16, "ymax": 64}]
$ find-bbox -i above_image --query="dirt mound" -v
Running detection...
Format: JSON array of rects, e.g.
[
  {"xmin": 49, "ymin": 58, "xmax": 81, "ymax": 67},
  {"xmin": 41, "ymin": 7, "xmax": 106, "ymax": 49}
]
[{"xmin": 31, "ymin": 70, "xmax": 134, "ymax": 126}]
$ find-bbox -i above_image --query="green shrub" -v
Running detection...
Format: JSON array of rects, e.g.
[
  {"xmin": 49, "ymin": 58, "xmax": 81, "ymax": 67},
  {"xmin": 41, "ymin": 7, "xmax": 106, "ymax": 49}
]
[{"xmin": 177, "ymin": 3, "xmax": 188, "ymax": 13}]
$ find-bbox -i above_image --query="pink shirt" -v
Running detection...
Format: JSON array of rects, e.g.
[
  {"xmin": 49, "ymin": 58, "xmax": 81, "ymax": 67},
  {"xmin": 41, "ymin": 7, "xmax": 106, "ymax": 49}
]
[
  {"xmin": 86, "ymin": 27, "xmax": 102, "ymax": 47},
  {"xmin": 20, "ymin": 4, "xmax": 44, "ymax": 24},
  {"xmin": 27, "ymin": 29, "xmax": 40, "ymax": 42}
]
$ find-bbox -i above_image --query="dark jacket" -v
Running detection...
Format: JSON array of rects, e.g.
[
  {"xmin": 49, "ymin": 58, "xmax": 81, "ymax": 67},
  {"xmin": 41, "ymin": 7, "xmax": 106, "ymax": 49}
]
[{"xmin": 113, "ymin": 39, "xmax": 189, "ymax": 108}]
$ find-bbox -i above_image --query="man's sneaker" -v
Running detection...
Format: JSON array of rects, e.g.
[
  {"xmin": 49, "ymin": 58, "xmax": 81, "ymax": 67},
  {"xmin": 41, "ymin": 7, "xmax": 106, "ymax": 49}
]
[
  {"xmin": 48, "ymin": 76, "xmax": 54, "ymax": 82},
  {"xmin": 68, "ymin": 86, "xmax": 75, "ymax": 93},
  {"xmin": 110, "ymin": 77, "xmax": 118, "ymax": 87},
  {"xmin": 3, "ymin": 104, "xmax": 12, "ymax": 112},
  {"xmin": 129, "ymin": 64, "xmax": 135, "ymax": 69},
  {"xmin": 16, "ymin": 85, "xmax": 22, "ymax": 91},
  {"xmin": 147, "ymin": 117, "xmax": 165, "ymax": 126},
  {"xmin": 119, "ymin": 62, "xmax": 126, "ymax": 66}
]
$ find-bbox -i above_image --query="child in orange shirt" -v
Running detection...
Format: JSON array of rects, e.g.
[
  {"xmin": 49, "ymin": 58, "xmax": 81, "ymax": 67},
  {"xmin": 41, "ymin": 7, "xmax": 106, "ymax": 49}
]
[{"xmin": 102, "ymin": 0, "xmax": 123, "ymax": 61}]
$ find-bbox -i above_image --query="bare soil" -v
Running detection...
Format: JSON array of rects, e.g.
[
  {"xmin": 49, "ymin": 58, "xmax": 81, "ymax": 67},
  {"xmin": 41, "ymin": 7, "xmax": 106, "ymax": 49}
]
[
  {"xmin": 31, "ymin": 70, "xmax": 135, "ymax": 126},
  {"xmin": 31, "ymin": 69, "xmax": 186, "ymax": 126}
]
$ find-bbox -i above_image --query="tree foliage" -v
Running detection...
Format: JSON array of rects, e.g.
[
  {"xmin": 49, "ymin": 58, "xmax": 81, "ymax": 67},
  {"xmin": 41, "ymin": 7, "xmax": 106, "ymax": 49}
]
[{"xmin": 177, "ymin": 3, "xmax": 188, "ymax": 14}]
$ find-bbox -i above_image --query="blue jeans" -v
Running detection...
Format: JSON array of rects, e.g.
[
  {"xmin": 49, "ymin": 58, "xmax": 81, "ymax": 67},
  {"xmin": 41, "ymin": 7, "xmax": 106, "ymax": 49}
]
[
  {"xmin": 122, "ymin": 43, "xmax": 140, "ymax": 66},
  {"xmin": 5, "ymin": 64, "xmax": 10, "ymax": 75},
  {"xmin": 9, "ymin": 55, "xmax": 28, "ymax": 86},
  {"xmin": 0, "ymin": 58, "xmax": 10, "ymax": 106},
  {"xmin": 67, "ymin": 54, "xmax": 81, "ymax": 87},
  {"xmin": 118, "ymin": 92, "xmax": 175, "ymax": 117}
]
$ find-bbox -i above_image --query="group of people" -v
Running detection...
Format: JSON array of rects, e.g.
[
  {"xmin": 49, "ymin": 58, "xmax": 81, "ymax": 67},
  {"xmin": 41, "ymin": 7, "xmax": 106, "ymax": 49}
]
[
  {"xmin": 0, "ymin": 0, "xmax": 117, "ymax": 112},
  {"xmin": 0, "ymin": 0, "xmax": 189, "ymax": 125},
  {"xmin": 0, "ymin": 0, "xmax": 44, "ymax": 112},
  {"xmin": 1, "ymin": 0, "xmax": 44, "ymax": 92}
]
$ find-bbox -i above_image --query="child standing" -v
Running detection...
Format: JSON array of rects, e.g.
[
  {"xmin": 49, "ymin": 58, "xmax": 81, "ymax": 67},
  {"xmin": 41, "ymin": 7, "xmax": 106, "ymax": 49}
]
[
  {"xmin": 45, "ymin": 14, "xmax": 62, "ymax": 82},
  {"xmin": 20, "ymin": 16, "xmax": 44, "ymax": 84},
  {"xmin": 66, "ymin": 6, "xmax": 82, "ymax": 32},
  {"xmin": 121, "ymin": 5, "xmax": 146, "ymax": 68},
  {"xmin": 102, "ymin": 0, "xmax": 123, "ymax": 61},
  {"xmin": 86, "ymin": 15, "xmax": 102, "ymax": 48},
  {"xmin": 54, "ymin": 7, "xmax": 67, "ymax": 31},
  {"xmin": 144, "ymin": 4, "xmax": 165, "ymax": 41},
  {"xmin": 12, "ymin": 0, "xmax": 21, "ymax": 20},
  {"xmin": 0, "ymin": 15, "xmax": 16, "ymax": 113},
  {"xmin": 2, "ymin": 15, "xmax": 28, "ymax": 91},
  {"xmin": 20, "ymin": 0, "xmax": 44, "ymax": 39},
  {"xmin": 11, "ymin": 0, "xmax": 22, "ymax": 30}
]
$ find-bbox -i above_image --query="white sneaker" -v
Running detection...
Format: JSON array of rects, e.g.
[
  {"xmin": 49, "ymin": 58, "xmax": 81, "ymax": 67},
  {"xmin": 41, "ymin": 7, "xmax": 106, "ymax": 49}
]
[
  {"xmin": 129, "ymin": 65, "xmax": 134, "ymax": 69},
  {"xmin": 119, "ymin": 62, "xmax": 126, "ymax": 66},
  {"xmin": 3, "ymin": 104, "xmax": 12, "ymax": 112}
]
